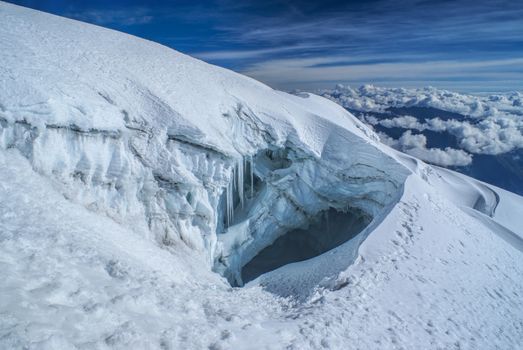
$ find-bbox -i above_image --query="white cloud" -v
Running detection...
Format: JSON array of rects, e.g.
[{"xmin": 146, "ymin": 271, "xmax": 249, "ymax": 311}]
[
  {"xmin": 377, "ymin": 132, "xmax": 398, "ymax": 147},
  {"xmin": 380, "ymin": 115, "xmax": 424, "ymax": 130},
  {"xmin": 326, "ymin": 86, "xmax": 523, "ymax": 156},
  {"xmin": 67, "ymin": 9, "xmax": 153, "ymax": 26},
  {"xmin": 407, "ymin": 147, "xmax": 473, "ymax": 167},
  {"xmin": 192, "ymin": 43, "xmax": 338, "ymax": 61},
  {"xmin": 398, "ymin": 130, "xmax": 427, "ymax": 149},
  {"xmin": 376, "ymin": 116, "xmax": 523, "ymax": 155},
  {"xmin": 240, "ymin": 57, "xmax": 523, "ymax": 90},
  {"xmin": 194, "ymin": 48, "xmax": 288, "ymax": 60},
  {"xmin": 388, "ymin": 130, "xmax": 473, "ymax": 167}
]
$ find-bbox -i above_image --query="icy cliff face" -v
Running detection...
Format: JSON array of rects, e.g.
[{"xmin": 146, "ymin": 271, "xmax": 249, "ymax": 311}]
[
  {"xmin": 0, "ymin": 2, "xmax": 411, "ymax": 287},
  {"xmin": 0, "ymin": 109, "xmax": 408, "ymax": 287}
]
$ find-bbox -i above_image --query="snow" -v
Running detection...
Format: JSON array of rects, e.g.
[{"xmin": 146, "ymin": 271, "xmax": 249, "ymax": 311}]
[{"xmin": 1, "ymin": 2, "xmax": 522, "ymax": 349}]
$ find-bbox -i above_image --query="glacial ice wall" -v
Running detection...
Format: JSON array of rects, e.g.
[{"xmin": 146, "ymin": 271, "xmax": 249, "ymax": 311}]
[
  {"xmin": 0, "ymin": 107, "xmax": 410, "ymax": 288},
  {"xmin": 0, "ymin": 1, "xmax": 412, "ymax": 289}
]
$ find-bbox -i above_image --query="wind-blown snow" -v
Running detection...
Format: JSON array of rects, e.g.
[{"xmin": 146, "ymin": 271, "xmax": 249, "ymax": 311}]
[{"xmin": 1, "ymin": 2, "xmax": 522, "ymax": 349}]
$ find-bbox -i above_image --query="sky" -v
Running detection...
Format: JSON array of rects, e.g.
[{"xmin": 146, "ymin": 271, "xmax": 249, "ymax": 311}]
[{"xmin": 6, "ymin": 0, "xmax": 523, "ymax": 92}]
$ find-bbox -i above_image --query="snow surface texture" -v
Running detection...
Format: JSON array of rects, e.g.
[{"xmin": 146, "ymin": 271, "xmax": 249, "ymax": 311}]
[{"xmin": 1, "ymin": 3, "xmax": 522, "ymax": 349}]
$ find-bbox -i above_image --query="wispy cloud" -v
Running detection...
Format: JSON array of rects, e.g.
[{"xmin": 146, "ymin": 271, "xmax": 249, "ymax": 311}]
[
  {"xmin": 16, "ymin": 0, "xmax": 523, "ymax": 91},
  {"xmin": 66, "ymin": 8, "xmax": 153, "ymax": 26},
  {"xmin": 194, "ymin": 47, "xmax": 303, "ymax": 61},
  {"xmin": 239, "ymin": 57, "xmax": 523, "ymax": 90},
  {"xmin": 183, "ymin": 0, "xmax": 523, "ymax": 90}
]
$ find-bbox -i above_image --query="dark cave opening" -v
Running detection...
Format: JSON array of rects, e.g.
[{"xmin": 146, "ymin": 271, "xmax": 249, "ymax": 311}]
[{"xmin": 240, "ymin": 207, "xmax": 371, "ymax": 285}]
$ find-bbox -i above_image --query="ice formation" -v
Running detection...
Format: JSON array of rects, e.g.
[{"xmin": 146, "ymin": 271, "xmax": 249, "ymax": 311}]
[{"xmin": 0, "ymin": 1, "xmax": 416, "ymax": 289}]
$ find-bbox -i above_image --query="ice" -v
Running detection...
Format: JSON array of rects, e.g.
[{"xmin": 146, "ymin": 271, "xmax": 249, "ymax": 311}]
[
  {"xmin": 237, "ymin": 157, "xmax": 244, "ymax": 209},
  {"xmin": 249, "ymin": 155, "xmax": 254, "ymax": 198},
  {"xmin": 226, "ymin": 175, "xmax": 234, "ymax": 227}
]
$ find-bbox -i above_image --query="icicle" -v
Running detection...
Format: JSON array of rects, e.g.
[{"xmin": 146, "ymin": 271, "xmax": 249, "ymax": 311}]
[
  {"xmin": 244, "ymin": 156, "xmax": 248, "ymax": 202},
  {"xmin": 249, "ymin": 155, "xmax": 254, "ymax": 198},
  {"xmin": 225, "ymin": 156, "xmax": 250, "ymax": 227},
  {"xmin": 226, "ymin": 168, "xmax": 234, "ymax": 228},
  {"xmin": 232, "ymin": 163, "xmax": 236, "ymax": 193},
  {"xmin": 237, "ymin": 157, "xmax": 244, "ymax": 209},
  {"xmin": 225, "ymin": 184, "xmax": 229, "ymax": 227},
  {"xmin": 230, "ymin": 180, "xmax": 234, "ymax": 226}
]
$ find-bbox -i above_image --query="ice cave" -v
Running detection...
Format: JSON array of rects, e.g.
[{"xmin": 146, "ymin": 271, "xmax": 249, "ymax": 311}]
[
  {"xmin": 240, "ymin": 207, "xmax": 371, "ymax": 285},
  {"xmin": 212, "ymin": 145, "xmax": 403, "ymax": 288}
]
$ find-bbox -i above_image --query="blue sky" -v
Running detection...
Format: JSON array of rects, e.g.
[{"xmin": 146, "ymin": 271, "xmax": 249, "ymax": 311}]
[{"xmin": 8, "ymin": 0, "xmax": 523, "ymax": 92}]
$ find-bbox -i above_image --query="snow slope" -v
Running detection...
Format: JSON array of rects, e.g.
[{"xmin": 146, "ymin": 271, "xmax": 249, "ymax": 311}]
[{"xmin": 0, "ymin": 2, "xmax": 522, "ymax": 349}]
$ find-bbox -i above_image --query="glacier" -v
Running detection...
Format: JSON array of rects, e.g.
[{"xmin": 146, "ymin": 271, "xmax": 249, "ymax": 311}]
[{"xmin": 1, "ymin": 2, "xmax": 522, "ymax": 349}]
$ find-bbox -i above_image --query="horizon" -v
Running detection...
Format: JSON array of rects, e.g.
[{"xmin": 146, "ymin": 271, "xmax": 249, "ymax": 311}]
[{"xmin": 6, "ymin": 0, "xmax": 523, "ymax": 93}]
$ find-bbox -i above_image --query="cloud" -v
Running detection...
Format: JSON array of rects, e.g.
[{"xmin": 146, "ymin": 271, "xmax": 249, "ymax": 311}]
[
  {"xmin": 399, "ymin": 130, "xmax": 428, "ymax": 149},
  {"xmin": 182, "ymin": 0, "xmax": 523, "ymax": 90},
  {"xmin": 376, "ymin": 116, "xmax": 523, "ymax": 155},
  {"xmin": 379, "ymin": 116, "xmax": 424, "ymax": 130},
  {"xmin": 325, "ymin": 85, "xmax": 523, "ymax": 156},
  {"xmin": 214, "ymin": 0, "xmax": 523, "ymax": 50},
  {"xmin": 381, "ymin": 130, "xmax": 473, "ymax": 166},
  {"xmin": 192, "ymin": 43, "xmax": 337, "ymax": 61},
  {"xmin": 239, "ymin": 56, "xmax": 523, "ymax": 90},
  {"xmin": 67, "ymin": 8, "xmax": 153, "ymax": 26},
  {"xmin": 406, "ymin": 147, "xmax": 473, "ymax": 167},
  {"xmin": 451, "ymin": 118, "xmax": 523, "ymax": 155}
]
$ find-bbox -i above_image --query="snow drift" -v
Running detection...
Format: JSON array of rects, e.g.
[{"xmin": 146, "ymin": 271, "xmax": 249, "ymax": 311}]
[{"xmin": 1, "ymin": 2, "xmax": 522, "ymax": 349}]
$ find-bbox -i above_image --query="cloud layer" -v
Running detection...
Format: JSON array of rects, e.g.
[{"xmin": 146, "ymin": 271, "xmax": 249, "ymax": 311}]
[
  {"xmin": 375, "ymin": 116, "xmax": 523, "ymax": 155},
  {"xmin": 321, "ymin": 85, "xmax": 523, "ymax": 166},
  {"xmin": 323, "ymin": 85, "xmax": 523, "ymax": 155},
  {"xmin": 378, "ymin": 131, "xmax": 473, "ymax": 167}
]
